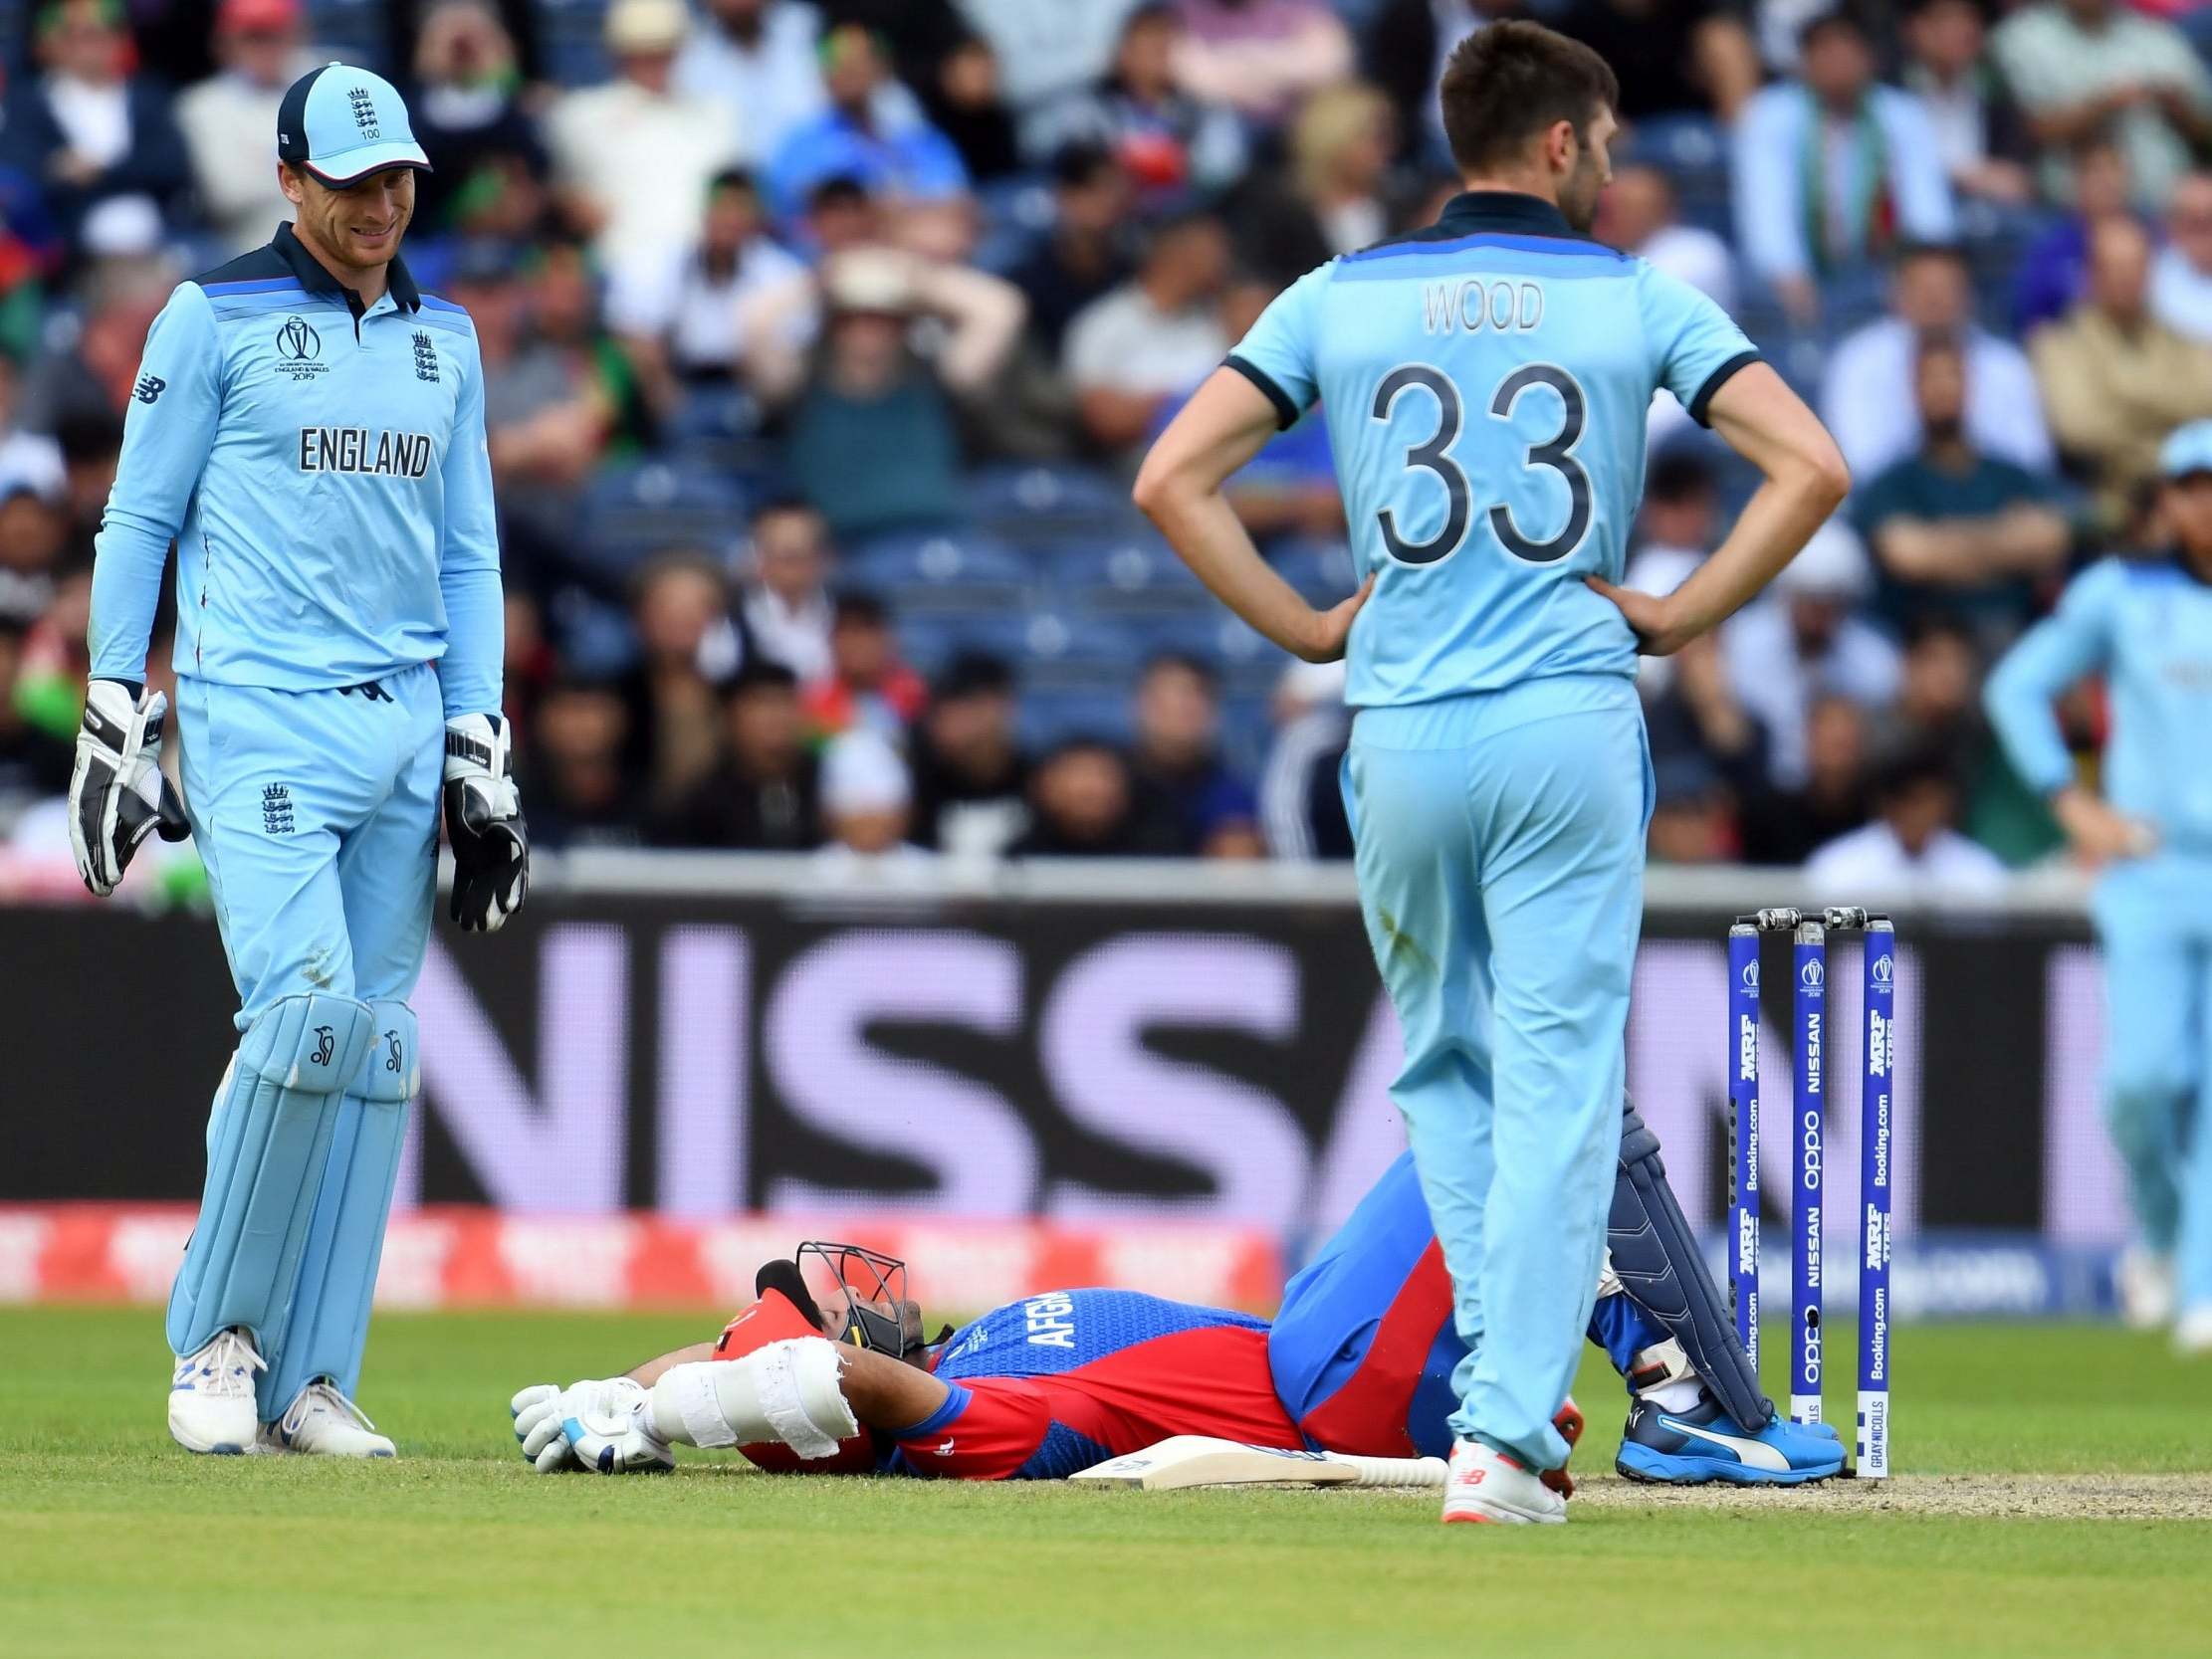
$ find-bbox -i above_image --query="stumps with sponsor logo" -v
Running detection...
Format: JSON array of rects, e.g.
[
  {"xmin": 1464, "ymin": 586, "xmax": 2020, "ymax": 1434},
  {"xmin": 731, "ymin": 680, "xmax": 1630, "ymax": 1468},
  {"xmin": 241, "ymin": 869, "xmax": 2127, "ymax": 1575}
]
[{"xmin": 1727, "ymin": 906, "xmax": 1894, "ymax": 1480}]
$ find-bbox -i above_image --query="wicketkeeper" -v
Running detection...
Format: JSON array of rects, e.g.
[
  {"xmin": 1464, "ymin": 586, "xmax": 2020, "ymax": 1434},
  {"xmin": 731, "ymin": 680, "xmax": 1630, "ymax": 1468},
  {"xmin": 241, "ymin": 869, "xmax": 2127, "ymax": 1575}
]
[{"xmin": 76, "ymin": 63, "xmax": 526, "ymax": 1456}]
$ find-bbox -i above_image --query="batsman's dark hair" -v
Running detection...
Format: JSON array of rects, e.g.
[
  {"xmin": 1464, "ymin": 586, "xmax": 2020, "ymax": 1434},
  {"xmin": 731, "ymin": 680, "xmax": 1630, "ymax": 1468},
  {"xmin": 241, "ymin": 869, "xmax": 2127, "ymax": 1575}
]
[{"xmin": 1438, "ymin": 20, "xmax": 1619, "ymax": 176}]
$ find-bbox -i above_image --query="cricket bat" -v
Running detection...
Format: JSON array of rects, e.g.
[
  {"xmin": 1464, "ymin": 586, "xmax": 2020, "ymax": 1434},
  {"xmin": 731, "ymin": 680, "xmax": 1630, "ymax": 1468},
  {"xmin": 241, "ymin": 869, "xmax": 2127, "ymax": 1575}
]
[{"xmin": 1068, "ymin": 1436, "xmax": 1448, "ymax": 1492}]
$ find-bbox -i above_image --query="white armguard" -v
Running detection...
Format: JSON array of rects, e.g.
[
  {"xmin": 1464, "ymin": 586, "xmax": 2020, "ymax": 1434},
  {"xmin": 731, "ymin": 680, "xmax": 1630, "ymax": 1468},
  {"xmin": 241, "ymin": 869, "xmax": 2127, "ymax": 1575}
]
[{"xmin": 649, "ymin": 1338, "xmax": 859, "ymax": 1457}]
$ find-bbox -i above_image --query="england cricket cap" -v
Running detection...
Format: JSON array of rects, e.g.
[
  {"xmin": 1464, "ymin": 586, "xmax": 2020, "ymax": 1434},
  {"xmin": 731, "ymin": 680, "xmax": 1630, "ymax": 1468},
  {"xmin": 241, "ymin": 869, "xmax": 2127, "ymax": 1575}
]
[
  {"xmin": 2159, "ymin": 419, "xmax": 2212, "ymax": 481},
  {"xmin": 277, "ymin": 63, "xmax": 430, "ymax": 187}
]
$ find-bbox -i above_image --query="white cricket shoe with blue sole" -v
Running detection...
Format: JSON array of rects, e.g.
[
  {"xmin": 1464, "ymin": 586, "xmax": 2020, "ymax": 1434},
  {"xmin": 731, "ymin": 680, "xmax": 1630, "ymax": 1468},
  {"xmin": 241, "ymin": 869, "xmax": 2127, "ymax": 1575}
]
[
  {"xmin": 168, "ymin": 1327, "xmax": 265, "ymax": 1455},
  {"xmin": 260, "ymin": 1380, "xmax": 395, "ymax": 1458},
  {"xmin": 1615, "ymin": 1392, "xmax": 1844, "ymax": 1485}
]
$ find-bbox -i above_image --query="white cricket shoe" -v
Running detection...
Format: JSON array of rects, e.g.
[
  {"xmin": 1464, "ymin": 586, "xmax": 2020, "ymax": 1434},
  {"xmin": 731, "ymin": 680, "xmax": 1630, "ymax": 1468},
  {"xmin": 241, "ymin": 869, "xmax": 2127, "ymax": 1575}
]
[
  {"xmin": 1440, "ymin": 1439, "xmax": 1567, "ymax": 1526},
  {"xmin": 2174, "ymin": 1305, "xmax": 2212, "ymax": 1357},
  {"xmin": 2117, "ymin": 1248, "xmax": 2177, "ymax": 1331},
  {"xmin": 263, "ymin": 1380, "xmax": 396, "ymax": 1458},
  {"xmin": 168, "ymin": 1327, "xmax": 266, "ymax": 1455}
]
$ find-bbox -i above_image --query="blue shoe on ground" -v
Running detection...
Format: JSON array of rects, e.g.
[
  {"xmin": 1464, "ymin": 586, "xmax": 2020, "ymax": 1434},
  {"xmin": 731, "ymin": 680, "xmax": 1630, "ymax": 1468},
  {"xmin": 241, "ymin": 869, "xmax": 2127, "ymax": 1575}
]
[{"xmin": 1615, "ymin": 1392, "xmax": 1845, "ymax": 1485}]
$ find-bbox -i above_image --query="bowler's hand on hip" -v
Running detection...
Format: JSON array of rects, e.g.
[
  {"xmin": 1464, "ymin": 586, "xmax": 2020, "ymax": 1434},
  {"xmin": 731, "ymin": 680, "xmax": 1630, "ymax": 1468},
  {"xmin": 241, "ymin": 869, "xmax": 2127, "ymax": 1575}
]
[
  {"xmin": 443, "ymin": 712, "xmax": 530, "ymax": 933},
  {"xmin": 68, "ymin": 678, "xmax": 189, "ymax": 897}
]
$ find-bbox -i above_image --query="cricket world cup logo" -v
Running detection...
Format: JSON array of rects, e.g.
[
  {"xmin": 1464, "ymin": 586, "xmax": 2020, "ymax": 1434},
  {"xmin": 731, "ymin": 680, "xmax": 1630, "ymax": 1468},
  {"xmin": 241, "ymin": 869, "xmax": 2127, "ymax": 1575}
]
[
  {"xmin": 275, "ymin": 316, "xmax": 328, "ymax": 381},
  {"xmin": 1800, "ymin": 957, "xmax": 1824, "ymax": 990},
  {"xmin": 1741, "ymin": 959, "xmax": 1760, "ymax": 993}
]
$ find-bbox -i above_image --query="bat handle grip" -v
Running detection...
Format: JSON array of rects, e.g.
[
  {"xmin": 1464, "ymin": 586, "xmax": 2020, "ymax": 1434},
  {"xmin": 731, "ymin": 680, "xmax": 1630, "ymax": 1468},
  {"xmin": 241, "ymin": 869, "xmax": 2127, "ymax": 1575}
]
[{"xmin": 1331, "ymin": 1454, "xmax": 1450, "ymax": 1489}]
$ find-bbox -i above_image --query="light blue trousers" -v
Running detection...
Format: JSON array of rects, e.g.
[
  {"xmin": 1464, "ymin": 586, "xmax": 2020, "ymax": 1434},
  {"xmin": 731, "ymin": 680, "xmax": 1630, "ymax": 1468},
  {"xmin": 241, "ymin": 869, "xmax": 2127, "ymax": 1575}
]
[
  {"xmin": 168, "ymin": 664, "xmax": 440, "ymax": 1418},
  {"xmin": 1344, "ymin": 675, "xmax": 1652, "ymax": 1471},
  {"xmin": 2093, "ymin": 852, "xmax": 2212, "ymax": 1310}
]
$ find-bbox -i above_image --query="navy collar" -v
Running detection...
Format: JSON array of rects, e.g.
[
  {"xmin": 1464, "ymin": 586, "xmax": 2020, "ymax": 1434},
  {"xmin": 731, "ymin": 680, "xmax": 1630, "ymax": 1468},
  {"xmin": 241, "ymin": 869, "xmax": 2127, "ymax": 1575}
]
[
  {"xmin": 271, "ymin": 220, "xmax": 421, "ymax": 313},
  {"xmin": 1435, "ymin": 190, "xmax": 1580, "ymax": 240}
]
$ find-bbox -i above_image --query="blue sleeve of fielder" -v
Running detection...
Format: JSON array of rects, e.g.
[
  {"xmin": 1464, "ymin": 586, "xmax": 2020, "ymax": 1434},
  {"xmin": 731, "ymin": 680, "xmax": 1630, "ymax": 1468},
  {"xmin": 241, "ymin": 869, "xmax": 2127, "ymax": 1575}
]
[
  {"xmin": 1983, "ymin": 560, "xmax": 2119, "ymax": 797},
  {"xmin": 89, "ymin": 283, "xmax": 221, "ymax": 685},
  {"xmin": 1224, "ymin": 260, "xmax": 1331, "ymax": 429},
  {"xmin": 1637, "ymin": 263, "xmax": 1760, "ymax": 427},
  {"xmin": 435, "ymin": 326, "xmax": 504, "ymax": 720}
]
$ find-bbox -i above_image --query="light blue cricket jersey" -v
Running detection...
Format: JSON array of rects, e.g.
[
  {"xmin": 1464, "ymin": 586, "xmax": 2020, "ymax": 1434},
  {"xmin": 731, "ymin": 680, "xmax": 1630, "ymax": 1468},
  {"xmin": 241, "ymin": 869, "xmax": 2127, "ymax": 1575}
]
[
  {"xmin": 89, "ymin": 221, "xmax": 502, "ymax": 718},
  {"xmin": 1985, "ymin": 554, "xmax": 2212, "ymax": 852},
  {"xmin": 1228, "ymin": 191, "xmax": 1759, "ymax": 711}
]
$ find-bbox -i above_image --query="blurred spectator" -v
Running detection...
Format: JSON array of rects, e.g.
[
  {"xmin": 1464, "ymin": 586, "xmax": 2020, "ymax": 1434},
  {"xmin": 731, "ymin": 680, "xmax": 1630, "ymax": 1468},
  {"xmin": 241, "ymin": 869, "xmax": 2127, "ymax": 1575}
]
[
  {"xmin": 1868, "ymin": 613, "xmax": 1983, "ymax": 773},
  {"xmin": 2011, "ymin": 134, "xmax": 2136, "ymax": 334},
  {"xmin": 1900, "ymin": 0, "xmax": 2034, "ymax": 208},
  {"xmin": 648, "ymin": 659, "xmax": 823, "ymax": 849},
  {"xmin": 955, "ymin": 0, "xmax": 1151, "ymax": 141},
  {"xmin": 1127, "ymin": 653, "xmax": 1260, "ymax": 857},
  {"xmin": 1737, "ymin": 694, "xmax": 1875, "ymax": 866},
  {"xmin": 1624, "ymin": 451, "xmax": 1721, "ymax": 699},
  {"xmin": 0, "ymin": 356, "xmax": 65, "ymax": 505},
  {"xmin": 1555, "ymin": 0, "xmax": 1759, "ymax": 123},
  {"xmin": 546, "ymin": 0, "xmax": 743, "ymax": 274},
  {"xmin": 800, "ymin": 590, "xmax": 927, "ymax": 741},
  {"xmin": 26, "ymin": 255, "xmax": 172, "ymax": 436},
  {"xmin": 774, "ymin": 249, "xmax": 1025, "ymax": 539},
  {"xmin": 0, "ymin": 0, "xmax": 189, "ymax": 253},
  {"xmin": 920, "ymin": 32, "xmax": 1023, "ymax": 183},
  {"xmin": 1011, "ymin": 141, "xmax": 1137, "ymax": 356},
  {"xmin": 0, "ymin": 616, "xmax": 71, "ymax": 832},
  {"xmin": 1258, "ymin": 656, "xmax": 1351, "ymax": 859},
  {"xmin": 1646, "ymin": 752, "xmax": 1736, "ymax": 865},
  {"xmin": 739, "ymin": 499, "xmax": 836, "ymax": 682},
  {"xmin": 1365, "ymin": 0, "xmax": 1522, "ymax": 166},
  {"xmin": 1993, "ymin": 0, "xmax": 2212, "ymax": 211},
  {"xmin": 765, "ymin": 23, "xmax": 970, "ymax": 226},
  {"xmin": 409, "ymin": 0, "xmax": 549, "ymax": 237},
  {"xmin": 1012, "ymin": 735, "xmax": 1144, "ymax": 855},
  {"xmin": 1852, "ymin": 331, "xmax": 2072, "ymax": 648},
  {"xmin": 815, "ymin": 726, "xmax": 934, "ymax": 875},
  {"xmin": 1802, "ymin": 743, "xmax": 2008, "ymax": 900},
  {"xmin": 175, "ymin": 0, "xmax": 311, "ymax": 255},
  {"xmin": 1035, "ymin": 4, "xmax": 1247, "ymax": 212},
  {"xmin": 1597, "ymin": 163, "xmax": 1734, "ymax": 311},
  {"xmin": 2032, "ymin": 216, "xmax": 2212, "ymax": 529},
  {"xmin": 1226, "ymin": 80, "xmax": 1395, "ymax": 286},
  {"xmin": 1822, "ymin": 243, "xmax": 2053, "ymax": 483},
  {"xmin": 2149, "ymin": 171, "xmax": 2212, "ymax": 343},
  {"xmin": 1731, "ymin": 10, "xmax": 1956, "ymax": 324},
  {"xmin": 623, "ymin": 551, "xmax": 744, "ymax": 814},
  {"xmin": 521, "ymin": 677, "xmax": 645, "ymax": 849},
  {"xmin": 1066, "ymin": 210, "xmax": 1230, "ymax": 457},
  {"xmin": 53, "ymin": 409, "xmax": 120, "ymax": 553},
  {"xmin": 909, "ymin": 651, "xmax": 1030, "ymax": 857},
  {"xmin": 0, "ymin": 176, "xmax": 58, "ymax": 363},
  {"xmin": 1170, "ymin": 0, "xmax": 1354, "ymax": 127},
  {"xmin": 1723, "ymin": 520, "xmax": 1902, "ymax": 789},
  {"xmin": 673, "ymin": 0, "xmax": 828, "ymax": 162},
  {"xmin": 606, "ymin": 169, "xmax": 804, "ymax": 405},
  {"xmin": 0, "ymin": 483, "xmax": 66, "ymax": 625}
]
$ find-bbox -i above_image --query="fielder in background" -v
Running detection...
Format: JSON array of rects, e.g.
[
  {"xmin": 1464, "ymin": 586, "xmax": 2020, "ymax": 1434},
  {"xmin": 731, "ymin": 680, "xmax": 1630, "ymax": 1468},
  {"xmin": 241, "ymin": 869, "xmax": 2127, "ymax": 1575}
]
[
  {"xmin": 73, "ymin": 63, "xmax": 527, "ymax": 1456},
  {"xmin": 1134, "ymin": 20, "xmax": 1848, "ymax": 1523},
  {"xmin": 1986, "ymin": 419, "xmax": 2212, "ymax": 1355}
]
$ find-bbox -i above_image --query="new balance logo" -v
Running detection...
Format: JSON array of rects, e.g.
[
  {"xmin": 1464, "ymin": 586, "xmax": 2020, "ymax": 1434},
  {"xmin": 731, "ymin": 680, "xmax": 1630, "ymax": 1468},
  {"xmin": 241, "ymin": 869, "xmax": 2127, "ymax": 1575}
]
[{"xmin": 133, "ymin": 374, "xmax": 165, "ymax": 404}]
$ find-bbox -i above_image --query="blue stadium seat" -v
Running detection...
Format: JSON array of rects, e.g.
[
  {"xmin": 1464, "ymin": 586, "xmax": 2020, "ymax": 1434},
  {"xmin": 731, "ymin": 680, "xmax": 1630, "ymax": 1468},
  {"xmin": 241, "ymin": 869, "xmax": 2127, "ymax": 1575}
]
[
  {"xmin": 581, "ymin": 458, "xmax": 749, "ymax": 564},
  {"xmin": 1141, "ymin": 611, "xmax": 1288, "ymax": 698},
  {"xmin": 847, "ymin": 528, "xmax": 1034, "ymax": 614},
  {"xmin": 1043, "ymin": 532, "xmax": 1212, "ymax": 614},
  {"xmin": 969, "ymin": 462, "xmax": 1147, "ymax": 545},
  {"xmin": 1018, "ymin": 690, "xmax": 1135, "ymax": 751},
  {"xmin": 1266, "ymin": 537, "xmax": 1359, "ymax": 605}
]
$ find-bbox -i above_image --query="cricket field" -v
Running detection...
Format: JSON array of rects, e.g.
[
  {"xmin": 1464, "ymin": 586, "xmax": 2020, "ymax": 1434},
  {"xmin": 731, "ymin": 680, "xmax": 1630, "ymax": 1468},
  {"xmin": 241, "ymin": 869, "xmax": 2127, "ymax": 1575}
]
[{"xmin": 4, "ymin": 1307, "xmax": 2207, "ymax": 1657}]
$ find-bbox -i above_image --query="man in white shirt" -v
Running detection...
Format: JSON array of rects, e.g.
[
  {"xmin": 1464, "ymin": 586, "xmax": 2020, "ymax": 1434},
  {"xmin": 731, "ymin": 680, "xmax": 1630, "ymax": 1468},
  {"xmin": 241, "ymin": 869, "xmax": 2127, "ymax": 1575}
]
[
  {"xmin": 672, "ymin": 0, "xmax": 827, "ymax": 164},
  {"xmin": 176, "ymin": 0, "xmax": 314, "ymax": 253},
  {"xmin": 738, "ymin": 499, "xmax": 835, "ymax": 684},
  {"xmin": 1821, "ymin": 242, "xmax": 2053, "ymax": 482},
  {"xmin": 605, "ymin": 168, "xmax": 804, "ymax": 385},
  {"xmin": 1722, "ymin": 518, "xmax": 1903, "ymax": 789},
  {"xmin": 546, "ymin": 0, "xmax": 743, "ymax": 275},
  {"xmin": 1063, "ymin": 211, "xmax": 1230, "ymax": 457},
  {"xmin": 1803, "ymin": 744, "xmax": 2008, "ymax": 901},
  {"xmin": 1600, "ymin": 163, "xmax": 1734, "ymax": 310},
  {"xmin": 2150, "ymin": 171, "xmax": 2212, "ymax": 345}
]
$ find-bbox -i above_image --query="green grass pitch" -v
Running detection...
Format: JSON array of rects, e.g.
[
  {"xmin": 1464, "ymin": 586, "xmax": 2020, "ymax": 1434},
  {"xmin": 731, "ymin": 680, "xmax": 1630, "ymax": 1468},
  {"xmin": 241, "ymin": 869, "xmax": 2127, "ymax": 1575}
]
[{"xmin": 4, "ymin": 1307, "xmax": 2208, "ymax": 1657}]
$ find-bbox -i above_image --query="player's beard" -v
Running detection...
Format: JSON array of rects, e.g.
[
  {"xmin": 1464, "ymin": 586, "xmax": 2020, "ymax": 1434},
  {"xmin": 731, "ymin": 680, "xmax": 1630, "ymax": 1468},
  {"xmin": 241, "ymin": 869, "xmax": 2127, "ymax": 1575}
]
[{"xmin": 1559, "ymin": 144, "xmax": 1606, "ymax": 234}]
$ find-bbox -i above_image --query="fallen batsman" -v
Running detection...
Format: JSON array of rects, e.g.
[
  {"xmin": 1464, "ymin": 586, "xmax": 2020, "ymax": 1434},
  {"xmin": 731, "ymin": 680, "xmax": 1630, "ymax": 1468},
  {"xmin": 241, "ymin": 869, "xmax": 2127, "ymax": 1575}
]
[{"xmin": 510, "ymin": 1101, "xmax": 1841, "ymax": 1523}]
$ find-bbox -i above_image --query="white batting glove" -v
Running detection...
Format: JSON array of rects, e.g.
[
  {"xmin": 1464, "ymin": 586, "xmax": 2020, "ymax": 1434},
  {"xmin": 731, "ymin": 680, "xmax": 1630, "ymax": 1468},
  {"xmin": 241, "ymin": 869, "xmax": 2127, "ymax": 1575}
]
[
  {"xmin": 68, "ymin": 679, "xmax": 188, "ymax": 897},
  {"xmin": 443, "ymin": 712, "xmax": 529, "ymax": 933},
  {"xmin": 511, "ymin": 1378, "xmax": 673, "ymax": 1475}
]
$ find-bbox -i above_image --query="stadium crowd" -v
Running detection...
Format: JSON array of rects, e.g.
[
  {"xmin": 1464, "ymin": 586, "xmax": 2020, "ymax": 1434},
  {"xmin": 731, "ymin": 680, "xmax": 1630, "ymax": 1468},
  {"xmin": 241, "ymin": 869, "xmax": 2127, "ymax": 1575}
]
[{"xmin": 2, "ymin": 0, "xmax": 2210, "ymax": 884}]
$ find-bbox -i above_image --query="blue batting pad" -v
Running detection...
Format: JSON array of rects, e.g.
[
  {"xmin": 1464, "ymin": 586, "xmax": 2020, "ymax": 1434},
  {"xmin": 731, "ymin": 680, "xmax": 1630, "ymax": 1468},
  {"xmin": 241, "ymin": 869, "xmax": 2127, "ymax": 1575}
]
[
  {"xmin": 166, "ymin": 993, "xmax": 376, "ymax": 1357},
  {"xmin": 260, "ymin": 1000, "xmax": 417, "ymax": 1417}
]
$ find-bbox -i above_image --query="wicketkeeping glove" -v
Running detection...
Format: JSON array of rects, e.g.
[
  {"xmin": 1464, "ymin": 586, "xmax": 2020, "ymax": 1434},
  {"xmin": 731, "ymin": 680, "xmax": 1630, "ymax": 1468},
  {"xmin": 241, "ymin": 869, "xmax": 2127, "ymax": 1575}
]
[
  {"xmin": 68, "ymin": 678, "xmax": 189, "ymax": 898},
  {"xmin": 443, "ymin": 712, "xmax": 529, "ymax": 933},
  {"xmin": 510, "ymin": 1378, "xmax": 673, "ymax": 1475}
]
